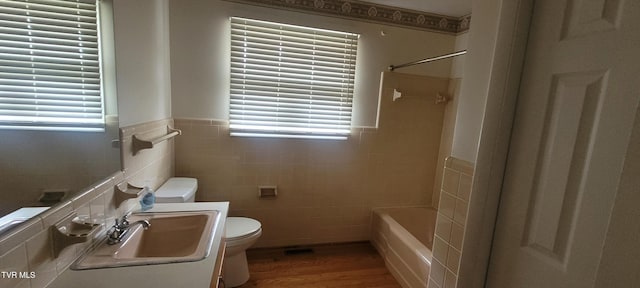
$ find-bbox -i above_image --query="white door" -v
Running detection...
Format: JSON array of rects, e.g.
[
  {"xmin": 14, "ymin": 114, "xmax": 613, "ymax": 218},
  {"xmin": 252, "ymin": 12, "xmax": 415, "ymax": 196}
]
[{"xmin": 486, "ymin": 0, "xmax": 640, "ymax": 287}]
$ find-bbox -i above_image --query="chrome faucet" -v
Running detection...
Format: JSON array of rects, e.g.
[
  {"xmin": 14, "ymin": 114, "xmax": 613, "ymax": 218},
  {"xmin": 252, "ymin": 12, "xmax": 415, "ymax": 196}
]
[{"xmin": 107, "ymin": 212, "xmax": 150, "ymax": 245}]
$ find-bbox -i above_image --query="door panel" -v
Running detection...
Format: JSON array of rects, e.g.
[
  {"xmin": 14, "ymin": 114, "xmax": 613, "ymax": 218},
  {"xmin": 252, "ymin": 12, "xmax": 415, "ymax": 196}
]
[{"xmin": 486, "ymin": 0, "xmax": 640, "ymax": 287}]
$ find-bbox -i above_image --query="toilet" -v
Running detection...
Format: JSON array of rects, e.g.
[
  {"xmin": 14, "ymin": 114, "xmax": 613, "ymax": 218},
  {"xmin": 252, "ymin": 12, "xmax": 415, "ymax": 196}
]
[
  {"xmin": 154, "ymin": 177, "xmax": 262, "ymax": 287},
  {"xmin": 223, "ymin": 217, "xmax": 262, "ymax": 287},
  {"xmin": 154, "ymin": 177, "xmax": 198, "ymax": 203}
]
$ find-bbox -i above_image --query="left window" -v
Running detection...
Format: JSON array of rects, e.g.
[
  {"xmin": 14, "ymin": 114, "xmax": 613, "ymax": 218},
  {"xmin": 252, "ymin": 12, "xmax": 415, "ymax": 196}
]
[{"xmin": 0, "ymin": 0, "xmax": 104, "ymax": 131}]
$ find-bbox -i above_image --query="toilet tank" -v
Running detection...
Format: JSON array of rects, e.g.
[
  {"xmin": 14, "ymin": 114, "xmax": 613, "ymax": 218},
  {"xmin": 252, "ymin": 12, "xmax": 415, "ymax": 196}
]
[{"xmin": 155, "ymin": 177, "xmax": 198, "ymax": 203}]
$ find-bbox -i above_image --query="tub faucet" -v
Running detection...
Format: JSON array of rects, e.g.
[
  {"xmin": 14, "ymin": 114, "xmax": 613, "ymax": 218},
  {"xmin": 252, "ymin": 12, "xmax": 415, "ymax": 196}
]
[{"xmin": 107, "ymin": 212, "xmax": 150, "ymax": 245}]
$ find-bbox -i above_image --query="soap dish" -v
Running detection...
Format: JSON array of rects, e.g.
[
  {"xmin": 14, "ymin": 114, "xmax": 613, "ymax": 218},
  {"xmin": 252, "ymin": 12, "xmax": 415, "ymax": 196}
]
[
  {"xmin": 51, "ymin": 213, "xmax": 102, "ymax": 258},
  {"xmin": 114, "ymin": 182, "xmax": 145, "ymax": 207}
]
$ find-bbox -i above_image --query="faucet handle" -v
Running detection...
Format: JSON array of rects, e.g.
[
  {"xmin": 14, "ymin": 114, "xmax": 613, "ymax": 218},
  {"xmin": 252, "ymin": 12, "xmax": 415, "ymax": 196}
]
[{"xmin": 117, "ymin": 211, "xmax": 132, "ymax": 227}]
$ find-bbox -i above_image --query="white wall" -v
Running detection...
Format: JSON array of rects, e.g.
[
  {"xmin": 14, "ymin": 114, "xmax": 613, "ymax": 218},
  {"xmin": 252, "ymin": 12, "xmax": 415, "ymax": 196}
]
[
  {"xmin": 114, "ymin": 0, "xmax": 172, "ymax": 127},
  {"xmin": 451, "ymin": 32, "xmax": 469, "ymax": 78},
  {"xmin": 432, "ymin": 31, "xmax": 468, "ymax": 207},
  {"xmin": 451, "ymin": 2, "xmax": 502, "ymax": 163},
  {"xmin": 168, "ymin": 0, "xmax": 457, "ymax": 127}
]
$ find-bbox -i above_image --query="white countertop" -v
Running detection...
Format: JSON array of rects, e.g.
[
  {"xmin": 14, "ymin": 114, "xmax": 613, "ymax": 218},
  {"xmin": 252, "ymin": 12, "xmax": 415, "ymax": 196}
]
[
  {"xmin": 50, "ymin": 202, "xmax": 229, "ymax": 288},
  {"xmin": 142, "ymin": 202, "xmax": 228, "ymax": 214}
]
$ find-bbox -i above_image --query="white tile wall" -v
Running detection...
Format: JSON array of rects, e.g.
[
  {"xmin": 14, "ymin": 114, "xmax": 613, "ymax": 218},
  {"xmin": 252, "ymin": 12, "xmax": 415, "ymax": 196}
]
[
  {"xmin": 173, "ymin": 74, "xmax": 451, "ymax": 248},
  {"xmin": 439, "ymin": 193, "xmax": 457, "ymax": 219},
  {"xmin": 0, "ymin": 118, "xmax": 174, "ymax": 288},
  {"xmin": 0, "ymin": 244, "xmax": 30, "ymax": 288},
  {"xmin": 0, "ymin": 174, "xmax": 119, "ymax": 288},
  {"xmin": 436, "ymin": 215, "xmax": 453, "ymax": 242},
  {"xmin": 450, "ymin": 223, "xmax": 464, "ymax": 251},
  {"xmin": 25, "ymin": 231, "xmax": 56, "ymax": 288},
  {"xmin": 428, "ymin": 156, "xmax": 474, "ymax": 288},
  {"xmin": 430, "ymin": 258, "xmax": 446, "ymax": 287}
]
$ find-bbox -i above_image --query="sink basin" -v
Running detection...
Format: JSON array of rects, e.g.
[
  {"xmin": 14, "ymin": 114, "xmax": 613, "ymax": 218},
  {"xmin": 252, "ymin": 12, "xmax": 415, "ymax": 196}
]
[
  {"xmin": 115, "ymin": 213, "xmax": 209, "ymax": 258},
  {"xmin": 72, "ymin": 210, "xmax": 220, "ymax": 270}
]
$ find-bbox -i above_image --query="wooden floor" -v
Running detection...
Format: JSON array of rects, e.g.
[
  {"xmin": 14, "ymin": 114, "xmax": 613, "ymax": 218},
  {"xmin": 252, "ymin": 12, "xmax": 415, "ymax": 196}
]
[{"xmin": 236, "ymin": 242, "xmax": 401, "ymax": 288}]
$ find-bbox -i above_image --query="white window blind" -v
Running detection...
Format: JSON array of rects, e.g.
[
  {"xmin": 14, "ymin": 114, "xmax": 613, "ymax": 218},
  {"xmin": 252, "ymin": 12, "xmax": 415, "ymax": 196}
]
[
  {"xmin": 0, "ymin": 0, "xmax": 103, "ymax": 131},
  {"xmin": 229, "ymin": 17, "xmax": 358, "ymax": 140}
]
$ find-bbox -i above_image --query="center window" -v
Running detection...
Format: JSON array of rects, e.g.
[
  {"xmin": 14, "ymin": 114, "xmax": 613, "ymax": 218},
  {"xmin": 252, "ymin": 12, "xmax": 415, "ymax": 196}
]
[{"xmin": 229, "ymin": 17, "xmax": 359, "ymax": 140}]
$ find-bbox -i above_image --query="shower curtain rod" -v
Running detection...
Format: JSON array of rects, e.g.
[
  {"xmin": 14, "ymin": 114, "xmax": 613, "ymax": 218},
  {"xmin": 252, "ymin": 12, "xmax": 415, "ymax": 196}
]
[{"xmin": 388, "ymin": 50, "xmax": 467, "ymax": 71}]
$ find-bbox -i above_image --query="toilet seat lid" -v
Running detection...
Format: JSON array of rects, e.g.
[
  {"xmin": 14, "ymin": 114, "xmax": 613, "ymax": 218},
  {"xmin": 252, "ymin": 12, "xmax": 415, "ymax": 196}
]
[
  {"xmin": 226, "ymin": 217, "xmax": 261, "ymax": 240},
  {"xmin": 155, "ymin": 177, "xmax": 197, "ymax": 202}
]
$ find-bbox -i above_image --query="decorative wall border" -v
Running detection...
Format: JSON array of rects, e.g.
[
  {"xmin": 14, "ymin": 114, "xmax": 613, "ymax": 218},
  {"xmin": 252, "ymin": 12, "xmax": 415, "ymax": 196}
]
[{"xmin": 223, "ymin": 0, "xmax": 471, "ymax": 34}]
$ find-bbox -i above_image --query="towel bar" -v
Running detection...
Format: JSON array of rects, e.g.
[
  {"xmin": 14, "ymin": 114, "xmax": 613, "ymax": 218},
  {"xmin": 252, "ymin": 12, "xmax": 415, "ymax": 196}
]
[{"xmin": 132, "ymin": 126, "xmax": 181, "ymax": 155}]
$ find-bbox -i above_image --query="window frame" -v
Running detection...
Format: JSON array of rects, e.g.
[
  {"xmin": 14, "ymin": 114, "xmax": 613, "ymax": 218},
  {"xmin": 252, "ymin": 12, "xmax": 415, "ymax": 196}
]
[
  {"xmin": 0, "ymin": 0, "xmax": 109, "ymax": 132},
  {"xmin": 228, "ymin": 17, "xmax": 359, "ymax": 140}
]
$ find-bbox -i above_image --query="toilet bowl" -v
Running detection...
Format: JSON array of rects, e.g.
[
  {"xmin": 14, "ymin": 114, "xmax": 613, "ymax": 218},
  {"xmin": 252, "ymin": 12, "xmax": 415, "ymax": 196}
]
[
  {"xmin": 154, "ymin": 177, "xmax": 197, "ymax": 203},
  {"xmin": 223, "ymin": 217, "xmax": 262, "ymax": 287},
  {"xmin": 155, "ymin": 178, "xmax": 262, "ymax": 287}
]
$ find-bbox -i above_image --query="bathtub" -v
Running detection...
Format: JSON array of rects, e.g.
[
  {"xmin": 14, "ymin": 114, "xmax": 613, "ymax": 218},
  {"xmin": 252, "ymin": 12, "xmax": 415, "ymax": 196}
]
[{"xmin": 371, "ymin": 207, "xmax": 437, "ymax": 288}]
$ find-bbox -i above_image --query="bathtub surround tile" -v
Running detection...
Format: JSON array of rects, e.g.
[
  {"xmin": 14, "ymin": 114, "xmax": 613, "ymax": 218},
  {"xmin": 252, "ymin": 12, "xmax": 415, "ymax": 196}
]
[
  {"xmin": 439, "ymin": 193, "xmax": 456, "ymax": 219},
  {"xmin": 435, "ymin": 216, "xmax": 453, "ymax": 242},
  {"xmin": 450, "ymin": 223, "xmax": 464, "ymax": 251},
  {"xmin": 457, "ymin": 174, "xmax": 472, "ymax": 201},
  {"xmin": 429, "ymin": 156, "xmax": 474, "ymax": 288},
  {"xmin": 444, "ymin": 269, "xmax": 457, "ymax": 288},
  {"xmin": 446, "ymin": 157, "xmax": 474, "ymax": 176},
  {"xmin": 446, "ymin": 247, "xmax": 461, "ymax": 272},
  {"xmin": 453, "ymin": 199, "xmax": 467, "ymax": 225},
  {"xmin": 430, "ymin": 259, "xmax": 446, "ymax": 286},
  {"xmin": 442, "ymin": 168, "xmax": 460, "ymax": 194},
  {"xmin": 433, "ymin": 236, "xmax": 449, "ymax": 264}
]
